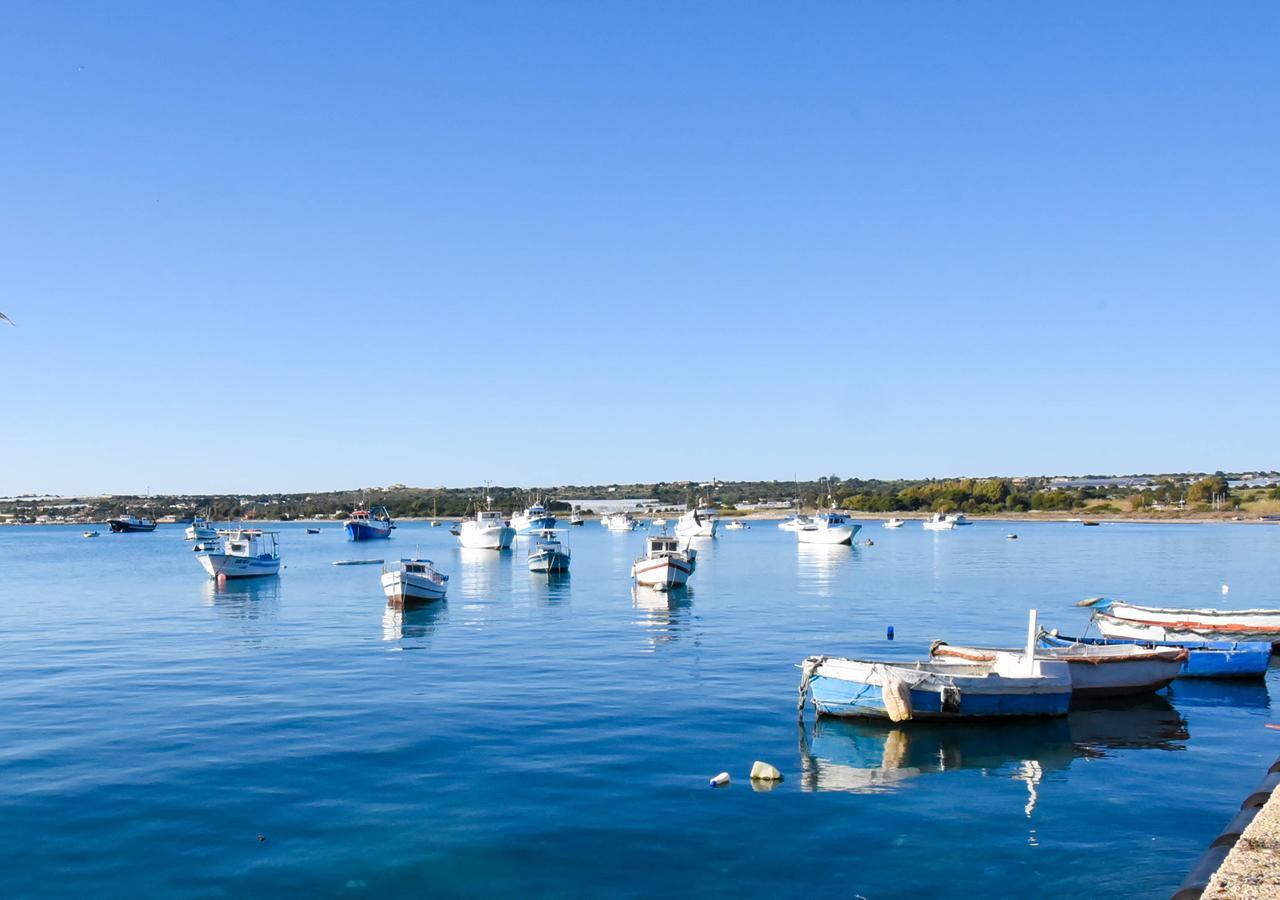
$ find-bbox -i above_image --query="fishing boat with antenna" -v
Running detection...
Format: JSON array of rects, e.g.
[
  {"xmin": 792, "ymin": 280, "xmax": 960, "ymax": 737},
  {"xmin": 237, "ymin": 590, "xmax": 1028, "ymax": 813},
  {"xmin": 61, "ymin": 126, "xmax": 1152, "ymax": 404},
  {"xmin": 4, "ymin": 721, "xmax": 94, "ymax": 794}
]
[
  {"xmin": 528, "ymin": 529, "xmax": 571, "ymax": 573},
  {"xmin": 108, "ymin": 512, "xmax": 157, "ymax": 533},
  {"xmin": 796, "ymin": 510, "xmax": 861, "ymax": 545},
  {"xmin": 511, "ymin": 501, "xmax": 557, "ymax": 535},
  {"xmin": 631, "ymin": 531, "xmax": 697, "ymax": 590},
  {"xmin": 381, "ymin": 558, "xmax": 449, "ymax": 604},
  {"xmin": 184, "ymin": 514, "xmax": 218, "ymax": 542},
  {"xmin": 344, "ymin": 505, "xmax": 393, "ymax": 541},
  {"xmin": 458, "ymin": 495, "xmax": 515, "ymax": 550},
  {"xmin": 674, "ymin": 499, "xmax": 717, "ymax": 540},
  {"xmin": 196, "ymin": 528, "xmax": 281, "ymax": 579},
  {"xmin": 601, "ymin": 512, "xmax": 638, "ymax": 532}
]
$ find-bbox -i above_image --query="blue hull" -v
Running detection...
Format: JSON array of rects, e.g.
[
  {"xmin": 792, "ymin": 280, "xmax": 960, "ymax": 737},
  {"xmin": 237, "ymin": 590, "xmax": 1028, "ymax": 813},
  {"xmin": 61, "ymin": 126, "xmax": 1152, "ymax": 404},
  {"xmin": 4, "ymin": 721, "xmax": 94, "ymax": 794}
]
[
  {"xmin": 346, "ymin": 522, "xmax": 391, "ymax": 541},
  {"xmin": 1045, "ymin": 633, "xmax": 1270, "ymax": 679},
  {"xmin": 809, "ymin": 674, "xmax": 1070, "ymax": 720},
  {"xmin": 516, "ymin": 516, "xmax": 557, "ymax": 534}
]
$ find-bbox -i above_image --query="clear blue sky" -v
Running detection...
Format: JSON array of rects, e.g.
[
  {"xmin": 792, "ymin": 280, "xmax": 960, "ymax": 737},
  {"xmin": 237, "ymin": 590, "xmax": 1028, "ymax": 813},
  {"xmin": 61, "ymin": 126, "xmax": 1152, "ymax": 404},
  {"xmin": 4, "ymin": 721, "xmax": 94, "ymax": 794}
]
[{"xmin": 2, "ymin": 2, "xmax": 1277, "ymax": 495}]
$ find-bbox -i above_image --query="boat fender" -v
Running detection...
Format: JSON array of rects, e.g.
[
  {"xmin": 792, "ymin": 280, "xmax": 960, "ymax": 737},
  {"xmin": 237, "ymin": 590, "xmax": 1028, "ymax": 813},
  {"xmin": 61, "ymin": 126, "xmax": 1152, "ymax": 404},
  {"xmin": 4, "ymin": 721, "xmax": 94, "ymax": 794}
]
[
  {"xmin": 882, "ymin": 674, "xmax": 913, "ymax": 723},
  {"xmin": 709, "ymin": 772, "xmax": 730, "ymax": 788},
  {"xmin": 749, "ymin": 761, "xmax": 783, "ymax": 782},
  {"xmin": 941, "ymin": 685, "xmax": 962, "ymax": 714},
  {"xmin": 928, "ymin": 640, "xmax": 947, "ymax": 656}
]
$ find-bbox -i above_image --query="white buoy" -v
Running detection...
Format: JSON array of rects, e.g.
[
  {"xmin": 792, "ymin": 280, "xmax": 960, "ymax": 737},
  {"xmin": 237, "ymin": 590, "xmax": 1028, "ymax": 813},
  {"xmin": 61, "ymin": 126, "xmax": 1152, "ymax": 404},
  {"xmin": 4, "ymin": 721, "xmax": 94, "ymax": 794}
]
[
  {"xmin": 709, "ymin": 772, "xmax": 730, "ymax": 787},
  {"xmin": 1222, "ymin": 584, "xmax": 1230, "ymax": 595},
  {"xmin": 749, "ymin": 761, "xmax": 783, "ymax": 782}
]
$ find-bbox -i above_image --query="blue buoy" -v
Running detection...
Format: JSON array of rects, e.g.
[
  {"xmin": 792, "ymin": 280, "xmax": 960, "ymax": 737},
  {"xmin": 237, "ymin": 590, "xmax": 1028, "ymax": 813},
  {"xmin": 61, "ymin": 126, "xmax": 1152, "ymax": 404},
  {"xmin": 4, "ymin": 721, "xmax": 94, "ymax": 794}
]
[{"xmin": 886, "ymin": 626, "xmax": 895, "ymax": 640}]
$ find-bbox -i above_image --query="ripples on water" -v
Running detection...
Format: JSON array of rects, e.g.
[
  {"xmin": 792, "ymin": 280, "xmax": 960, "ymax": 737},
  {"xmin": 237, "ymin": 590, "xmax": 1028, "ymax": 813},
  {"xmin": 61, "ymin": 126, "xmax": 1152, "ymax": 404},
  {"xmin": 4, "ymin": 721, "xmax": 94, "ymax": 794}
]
[{"xmin": 0, "ymin": 520, "xmax": 1276, "ymax": 897}]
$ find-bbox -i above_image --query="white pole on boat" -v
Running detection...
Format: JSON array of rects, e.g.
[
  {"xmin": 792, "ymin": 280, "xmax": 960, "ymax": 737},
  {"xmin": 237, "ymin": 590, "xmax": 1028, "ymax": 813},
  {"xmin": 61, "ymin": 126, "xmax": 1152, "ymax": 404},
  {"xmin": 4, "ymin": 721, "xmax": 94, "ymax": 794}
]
[{"xmin": 1024, "ymin": 609, "xmax": 1039, "ymax": 676}]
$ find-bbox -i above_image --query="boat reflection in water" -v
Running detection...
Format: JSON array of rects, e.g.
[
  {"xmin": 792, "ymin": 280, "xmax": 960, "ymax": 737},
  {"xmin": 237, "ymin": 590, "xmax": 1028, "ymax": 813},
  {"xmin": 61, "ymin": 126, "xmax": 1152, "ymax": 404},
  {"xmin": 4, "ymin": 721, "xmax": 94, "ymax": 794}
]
[
  {"xmin": 1166, "ymin": 676, "xmax": 1272, "ymax": 710},
  {"xmin": 456, "ymin": 547, "xmax": 512, "ymax": 601},
  {"xmin": 796, "ymin": 541, "xmax": 854, "ymax": 591},
  {"xmin": 382, "ymin": 600, "xmax": 448, "ymax": 645},
  {"xmin": 631, "ymin": 584, "xmax": 693, "ymax": 649},
  {"xmin": 201, "ymin": 573, "xmax": 281, "ymax": 618},
  {"xmin": 800, "ymin": 696, "xmax": 1190, "ymax": 812}
]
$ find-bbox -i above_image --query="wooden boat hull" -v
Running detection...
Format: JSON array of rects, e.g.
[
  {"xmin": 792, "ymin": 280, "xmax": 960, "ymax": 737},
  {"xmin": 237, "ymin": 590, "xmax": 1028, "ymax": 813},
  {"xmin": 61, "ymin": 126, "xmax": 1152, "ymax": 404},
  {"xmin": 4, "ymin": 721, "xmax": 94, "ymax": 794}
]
[
  {"xmin": 631, "ymin": 556, "xmax": 694, "ymax": 589},
  {"xmin": 381, "ymin": 570, "xmax": 447, "ymax": 604},
  {"xmin": 528, "ymin": 550, "xmax": 570, "ymax": 573},
  {"xmin": 458, "ymin": 522, "xmax": 515, "ymax": 550},
  {"xmin": 198, "ymin": 553, "xmax": 280, "ymax": 579},
  {"xmin": 802, "ymin": 657, "xmax": 1072, "ymax": 721},
  {"xmin": 1092, "ymin": 602, "xmax": 1280, "ymax": 645},
  {"xmin": 934, "ymin": 643, "xmax": 1186, "ymax": 697},
  {"xmin": 345, "ymin": 520, "xmax": 392, "ymax": 540},
  {"xmin": 1042, "ymin": 633, "xmax": 1270, "ymax": 679}
]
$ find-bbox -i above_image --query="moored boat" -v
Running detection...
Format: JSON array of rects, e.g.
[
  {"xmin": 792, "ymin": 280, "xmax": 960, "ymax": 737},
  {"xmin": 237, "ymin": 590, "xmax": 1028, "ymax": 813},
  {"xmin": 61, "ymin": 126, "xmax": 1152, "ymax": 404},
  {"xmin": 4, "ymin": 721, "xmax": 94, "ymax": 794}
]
[
  {"xmin": 570, "ymin": 509, "xmax": 585, "ymax": 526},
  {"xmin": 197, "ymin": 528, "xmax": 281, "ymax": 579},
  {"xmin": 930, "ymin": 640, "xmax": 1186, "ymax": 697},
  {"xmin": 381, "ymin": 558, "xmax": 448, "ymax": 604},
  {"xmin": 796, "ymin": 511, "xmax": 861, "ymax": 545},
  {"xmin": 108, "ymin": 513, "xmax": 157, "ymax": 533},
  {"xmin": 344, "ymin": 505, "xmax": 393, "ymax": 541},
  {"xmin": 674, "ymin": 506, "xmax": 717, "ymax": 540},
  {"xmin": 528, "ymin": 529, "xmax": 570, "ymax": 573},
  {"xmin": 601, "ymin": 512, "xmax": 638, "ymax": 532},
  {"xmin": 922, "ymin": 512, "xmax": 956, "ymax": 531},
  {"xmin": 778, "ymin": 514, "xmax": 813, "ymax": 532},
  {"xmin": 945, "ymin": 513, "xmax": 970, "ymax": 526},
  {"xmin": 1039, "ymin": 632, "xmax": 1270, "ymax": 680},
  {"xmin": 1080, "ymin": 597, "xmax": 1280, "ymax": 645},
  {"xmin": 724, "ymin": 520, "xmax": 748, "ymax": 530},
  {"xmin": 82, "ymin": 530, "xmax": 99, "ymax": 538},
  {"xmin": 458, "ymin": 506, "xmax": 515, "ymax": 550},
  {"xmin": 883, "ymin": 517, "xmax": 905, "ymax": 529},
  {"xmin": 631, "ymin": 532, "xmax": 697, "ymax": 590},
  {"xmin": 511, "ymin": 502, "xmax": 557, "ymax": 535},
  {"xmin": 185, "ymin": 515, "xmax": 218, "ymax": 541}
]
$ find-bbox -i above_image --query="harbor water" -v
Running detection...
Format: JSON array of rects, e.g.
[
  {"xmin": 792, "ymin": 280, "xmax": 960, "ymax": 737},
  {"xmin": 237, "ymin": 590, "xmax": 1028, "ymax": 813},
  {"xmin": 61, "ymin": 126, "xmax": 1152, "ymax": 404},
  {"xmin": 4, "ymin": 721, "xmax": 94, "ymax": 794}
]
[{"xmin": 1, "ymin": 520, "xmax": 1277, "ymax": 897}]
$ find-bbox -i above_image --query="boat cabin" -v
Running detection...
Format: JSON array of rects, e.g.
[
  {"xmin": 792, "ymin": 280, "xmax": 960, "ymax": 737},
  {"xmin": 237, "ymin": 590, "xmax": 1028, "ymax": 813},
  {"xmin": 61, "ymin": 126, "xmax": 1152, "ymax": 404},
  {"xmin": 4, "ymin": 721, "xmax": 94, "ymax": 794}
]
[
  {"xmin": 218, "ymin": 529, "xmax": 279, "ymax": 560},
  {"xmin": 646, "ymin": 535, "xmax": 682, "ymax": 557}
]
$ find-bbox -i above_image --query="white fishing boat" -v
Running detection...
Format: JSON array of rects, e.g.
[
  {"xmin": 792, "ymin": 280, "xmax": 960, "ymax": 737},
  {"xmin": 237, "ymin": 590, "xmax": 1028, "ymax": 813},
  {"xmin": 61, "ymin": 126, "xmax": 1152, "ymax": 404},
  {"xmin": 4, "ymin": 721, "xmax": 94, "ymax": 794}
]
[
  {"xmin": 458, "ymin": 506, "xmax": 515, "ymax": 550},
  {"xmin": 510, "ymin": 502, "xmax": 557, "ymax": 535},
  {"xmin": 922, "ymin": 512, "xmax": 956, "ymax": 531},
  {"xmin": 197, "ymin": 528, "xmax": 281, "ymax": 579},
  {"xmin": 724, "ymin": 520, "xmax": 748, "ymax": 530},
  {"xmin": 945, "ymin": 513, "xmax": 971, "ymax": 526},
  {"xmin": 650, "ymin": 517, "xmax": 667, "ymax": 527},
  {"xmin": 796, "ymin": 511, "xmax": 861, "ymax": 545},
  {"xmin": 601, "ymin": 513, "xmax": 638, "ymax": 532},
  {"xmin": 631, "ymin": 532, "xmax": 697, "ymax": 590},
  {"xmin": 569, "ymin": 509, "xmax": 585, "ymax": 526},
  {"xmin": 1080, "ymin": 597, "xmax": 1280, "ymax": 645},
  {"xmin": 930, "ymin": 641, "xmax": 1186, "ymax": 697},
  {"xmin": 184, "ymin": 515, "xmax": 218, "ymax": 541},
  {"xmin": 883, "ymin": 517, "xmax": 905, "ymax": 529},
  {"xmin": 528, "ymin": 529, "xmax": 570, "ymax": 573},
  {"xmin": 778, "ymin": 514, "xmax": 813, "ymax": 532},
  {"xmin": 381, "ymin": 558, "xmax": 449, "ymax": 604},
  {"xmin": 674, "ymin": 505, "xmax": 717, "ymax": 539}
]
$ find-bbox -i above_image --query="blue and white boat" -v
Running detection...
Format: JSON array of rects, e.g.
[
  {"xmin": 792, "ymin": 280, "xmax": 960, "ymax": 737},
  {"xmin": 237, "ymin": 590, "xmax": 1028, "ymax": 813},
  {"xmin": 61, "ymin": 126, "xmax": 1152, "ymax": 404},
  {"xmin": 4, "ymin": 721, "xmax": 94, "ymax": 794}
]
[
  {"xmin": 381, "ymin": 558, "xmax": 448, "ymax": 604},
  {"xmin": 108, "ymin": 513, "xmax": 157, "ymax": 533},
  {"xmin": 345, "ymin": 505, "xmax": 393, "ymax": 541},
  {"xmin": 184, "ymin": 515, "xmax": 218, "ymax": 542},
  {"xmin": 799, "ymin": 611, "xmax": 1073, "ymax": 721},
  {"xmin": 528, "ymin": 529, "xmax": 570, "ymax": 573},
  {"xmin": 197, "ymin": 528, "xmax": 281, "ymax": 579},
  {"xmin": 1039, "ymin": 632, "xmax": 1270, "ymax": 680},
  {"xmin": 511, "ymin": 502, "xmax": 557, "ymax": 535}
]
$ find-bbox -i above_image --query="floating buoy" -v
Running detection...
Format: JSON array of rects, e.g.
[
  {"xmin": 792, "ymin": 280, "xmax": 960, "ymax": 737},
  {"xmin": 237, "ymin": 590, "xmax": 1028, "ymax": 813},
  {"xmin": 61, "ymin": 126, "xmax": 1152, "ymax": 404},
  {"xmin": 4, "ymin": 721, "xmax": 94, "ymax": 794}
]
[
  {"xmin": 886, "ymin": 625, "xmax": 894, "ymax": 640},
  {"xmin": 709, "ymin": 772, "xmax": 730, "ymax": 787},
  {"xmin": 216, "ymin": 573, "xmax": 227, "ymax": 586},
  {"xmin": 1007, "ymin": 533, "xmax": 1018, "ymax": 540},
  {"xmin": 749, "ymin": 761, "xmax": 783, "ymax": 782},
  {"xmin": 257, "ymin": 834, "xmax": 266, "ymax": 843},
  {"xmin": 1222, "ymin": 584, "xmax": 1230, "ymax": 595}
]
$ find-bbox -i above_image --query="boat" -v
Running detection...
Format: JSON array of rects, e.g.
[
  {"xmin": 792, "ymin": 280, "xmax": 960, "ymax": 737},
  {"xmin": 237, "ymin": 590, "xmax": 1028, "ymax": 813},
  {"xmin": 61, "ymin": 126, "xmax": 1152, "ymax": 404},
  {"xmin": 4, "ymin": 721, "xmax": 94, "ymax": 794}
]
[
  {"xmin": 1082, "ymin": 520, "xmax": 1100, "ymax": 527},
  {"xmin": 930, "ymin": 640, "xmax": 1186, "ymax": 698},
  {"xmin": 724, "ymin": 520, "xmax": 748, "ymax": 531},
  {"xmin": 1039, "ymin": 632, "xmax": 1270, "ymax": 680},
  {"xmin": 511, "ymin": 502, "xmax": 557, "ymax": 535},
  {"xmin": 344, "ymin": 505, "xmax": 393, "ymax": 541},
  {"xmin": 184, "ymin": 515, "xmax": 218, "ymax": 541},
  {"xmin": 650, "ymin": 517, "xmax": 667, "ymax": 527},
  {"xmin": 798, "ymin": 612, "xmax": 1073, "ymax": 720},
  {"xmin": 631, "ymin": 532, "xmax": 697, "ymax": 590},
  {"xmin": 306, "ymin": 527, "xmax": 321, "ymax": 534},
  {"xmin": 431, "ymin": 520, "xmax": 443, "ymax": 527},
  {"xmin": 778, "ymin": 514, "xmax": 813, "ymax": 532},
  {"xmin": 601, "ymin": 512, "xmax": 638, "ymax": 532},
  {"xmin": 107, "ymin": 513, "xmax": 157, "ymax": 533},
  {"xmin": 945, "ymin": 513, "xmax": 971, "ymax": 526},
  {"xmin": 381, "ymin": 558, "xmax": 448, "ymax": 604},
  {"xmin": 458, "ymin": 503, "xmax": 515, "ymax": 550},
  {"xmin": 883, "ymin": 518, "xmax": 905, "ymax": 529},
  {"xmin": 527, "ymin": 529, "xmax": 570, "ymax": 573},
  {"xmin": 196, "ymin": 528, "xmax": 281, "ymax": 579},
  {"xmin": 1080, "ymin": 597, "xmax": 1280, "ymax": 645},
  {"xmin": 82, "ymin": 530, "xmax": 99, "ymax": 538},
  {"xmin": 922, "ymin": 512, "xmax": 956, "ymax": 531},
  {"xmin": 449, "ymin": 522, "xmax": 461, "ymax": 536},
  {"xmin": 796, "ymin": 510, "xmax": 860, "ymax": 545},
  {"xmin": 570, "ymin": 509, "xmax": 585, "ymax": 526},
  {"xmin": 674, "ymin": 505, "xmax": 717, "ymax": 540}
]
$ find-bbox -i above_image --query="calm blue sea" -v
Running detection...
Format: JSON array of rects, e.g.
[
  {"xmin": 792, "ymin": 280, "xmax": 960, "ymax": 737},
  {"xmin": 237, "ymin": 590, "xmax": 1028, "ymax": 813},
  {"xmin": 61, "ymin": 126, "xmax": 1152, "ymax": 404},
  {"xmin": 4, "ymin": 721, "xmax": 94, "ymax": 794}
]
[{"xmin": 1, "ymin": 520, "xmax": 1277, "ymax": 898}]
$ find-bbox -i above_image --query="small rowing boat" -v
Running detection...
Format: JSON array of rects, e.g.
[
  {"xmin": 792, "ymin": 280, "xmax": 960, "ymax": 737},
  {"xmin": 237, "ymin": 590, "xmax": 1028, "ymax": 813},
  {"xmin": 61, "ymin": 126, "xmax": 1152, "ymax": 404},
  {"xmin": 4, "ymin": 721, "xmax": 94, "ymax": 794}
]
[
  {"xmin": 1040, "ymin": 631, "xmax": 1270, "ymax": 679},
  {"xmin": 1079, "ymin": 597, "xmax": 1280, "ymax": 646},
  {"xmin": 631, "ymin": 532, "xmax": 696, "ymax": 590},
  {"xmin": 931, "ymin": 640, "xmax": 1186, "ymax": 697}
]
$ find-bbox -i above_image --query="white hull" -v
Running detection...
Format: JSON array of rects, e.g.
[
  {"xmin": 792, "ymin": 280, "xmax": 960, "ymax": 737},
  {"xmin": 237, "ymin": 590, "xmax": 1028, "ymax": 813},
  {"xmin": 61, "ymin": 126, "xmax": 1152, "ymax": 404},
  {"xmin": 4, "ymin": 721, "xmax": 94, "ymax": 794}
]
[
  {"xmin": 934, "ymin": 644, "xmax": 1185, "ymax": 697},
  {"xmin": 883, "ymin": 519, "xmax": 904, "ymax": 529},
  {"xmin": 1093, "ymin": 603, "xmax": 1280, "ymax": 643},
  {"xmin": 381, "ymin": 570, "xmax": 447, "ymax": 603},
  {"xmin": 797, "ymin": 525, "xmax": 859, "ymax": 545},
  {"xmin": 458, "ymin": 521, "xmax": 515, "ymax": 550},
  {"xmin": 198, "ymin": 553, "xmax": 280, "ymax": 579},
  {"xmin": 631, "ymin": 556, "xmax": 694, "ymax": 588},
  {"xmin": 528, "ymin": 550, "xmax": 571, "ymax": 573},
  {"xmin": 185, "ymin": 525, "xmax": 218, "ymax": 541},
  {"xmin": 778, "ymin": 516, "xmax": 811, "ymax": 532},
  {"xmin": 601, "ymin": 514, "xmax": 637, "ymax": 532},
  {"xmin": 923, "ymin": 520, "xmax": 956, "ymax": 531}
]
